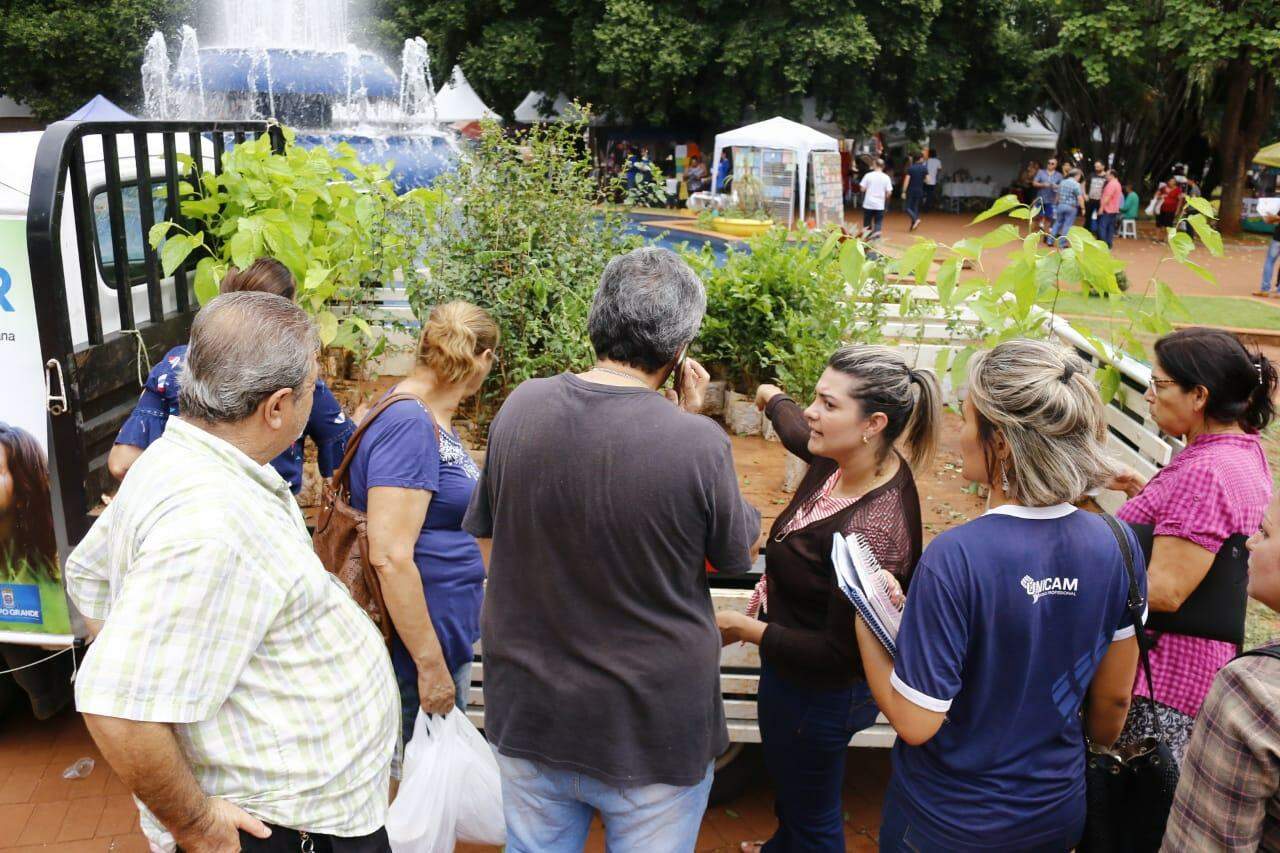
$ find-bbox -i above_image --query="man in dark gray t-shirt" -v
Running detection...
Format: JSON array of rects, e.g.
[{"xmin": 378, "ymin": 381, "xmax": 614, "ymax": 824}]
[{"xmin": 464, "ymin": 247, "xmax": 760, "ymax": 852}]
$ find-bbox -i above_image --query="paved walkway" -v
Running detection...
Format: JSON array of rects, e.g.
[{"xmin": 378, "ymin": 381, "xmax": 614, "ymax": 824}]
[{"xmin": 0, "ymin": 706, "xmax": 891, "ymax": 852}]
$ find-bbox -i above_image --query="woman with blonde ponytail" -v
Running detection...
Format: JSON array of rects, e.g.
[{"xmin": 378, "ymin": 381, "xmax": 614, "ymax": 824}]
[
  {"xmin": 347, "ymin": 301, "xmax": 499, "ymax": 754},
  {"xmin": 856, "ymin": 338, "xmax": 1144, "ymax": 852},
  {"xmin": 716, "ymin": 344, "xmax": 941, "ymax": 853}
]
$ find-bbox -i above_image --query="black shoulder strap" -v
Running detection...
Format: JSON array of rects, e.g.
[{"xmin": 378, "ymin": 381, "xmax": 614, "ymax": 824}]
[
  {"xmin": 1237, "ymin": 646, "xmax": 1280, "ymax": 663},
  {"xmin": 1100, "ymin": 513, "xmax": 1166, "ymax": 741}
]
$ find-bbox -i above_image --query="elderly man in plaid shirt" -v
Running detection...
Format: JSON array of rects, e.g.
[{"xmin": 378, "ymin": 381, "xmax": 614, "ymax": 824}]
[
  {"xmin": 66, "ymin": 292, "xmax": 399, "ymax": 853},
  {"xmin": 1162, "ymin": 492, "xmax": 1280, "ymax": 852}
]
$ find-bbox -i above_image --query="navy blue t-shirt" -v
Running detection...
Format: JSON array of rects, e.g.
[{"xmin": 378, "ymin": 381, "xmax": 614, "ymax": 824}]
[
  {"xmin": 887, "ymin": 504, "xmax": 1146, "ymax": 850},
  {"xmin": 906, "ymin": 162, "xmax": 928, "ymax": 195},
  {"xmin": 347, "ymin": 397, "xmax": 485, "ymax": 681}
]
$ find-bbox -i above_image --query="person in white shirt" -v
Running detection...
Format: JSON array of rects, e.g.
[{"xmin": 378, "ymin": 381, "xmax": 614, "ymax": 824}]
[
  {"xmin": 924, "ymin": 151, "xmax": 942, "ymax": 210},
  {"xmin": 860, "ymin": 159, "xmax": 894, "ymax": 240}
]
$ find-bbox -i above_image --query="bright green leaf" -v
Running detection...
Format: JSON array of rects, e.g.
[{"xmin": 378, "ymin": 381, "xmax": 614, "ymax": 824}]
[
  {"xmin": 936, "ymin": 258, "xmax": 960, "ymax": 307},
  {"xmin": 1098, "ymin": 365, "xmax": 1121, "ymax": 404},
  {"xmin": 1168, "ymin": 231, "xmax": 1194, "ymax": 262},
  {"xmin": 1184, "ymin": 196, "xmax": 1216, "ymax": 219},
  {"xmin": 970, "ymin": 194, "xmax": 1024, "ymax": 225},
  {"xmin": 148, "ymin": 221, "xmax": 176, "ymax": 250},
  {"xmin": 159, "ymin": 234, "xmax": 194, "ymax": 277},
  {"xmin": 316, "ymin": 310, "xmax": 339, "ymax": 346},
  {"xmin": 193, "ymin": 256, "xmax": 221, "ymax": 305},
  {"xmin": 1186, "ymin": 214, "xmax": 1224, "ymax": 257}
]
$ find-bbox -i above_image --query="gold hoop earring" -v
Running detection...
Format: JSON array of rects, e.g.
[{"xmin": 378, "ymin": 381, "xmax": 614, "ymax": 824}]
[{"xmin": 862, "ymin": 433, "xmax": 870, "ymax": 445}]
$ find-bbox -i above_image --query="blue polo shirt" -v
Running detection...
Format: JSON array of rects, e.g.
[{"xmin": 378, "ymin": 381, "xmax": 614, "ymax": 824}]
[
  {"xmin": 114, "ymin": 344, "xmax": 355, "ymax": 493},
  {"xmin": 887, "ymin": 504, "xmax": 1146, "ymax": 850}
]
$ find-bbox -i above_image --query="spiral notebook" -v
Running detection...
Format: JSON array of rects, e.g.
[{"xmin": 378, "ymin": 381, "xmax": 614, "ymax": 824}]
[{"xmin": 831, "ymin": 532, "xmax": 903, "ymax": 658}]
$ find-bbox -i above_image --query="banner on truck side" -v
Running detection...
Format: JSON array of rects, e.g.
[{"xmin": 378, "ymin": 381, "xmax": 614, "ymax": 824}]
[{"xmin": 0, "ymin": 215, "xmax": 74, "ymax": 644}]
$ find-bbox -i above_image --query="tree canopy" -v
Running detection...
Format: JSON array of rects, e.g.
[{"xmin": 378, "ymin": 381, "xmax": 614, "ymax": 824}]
[
  {"xmin": 0, "ymin": 0, "xmax": 183, "ymax": 121},
  {"xmin": 369, "ymin": 0, "xmax": 1034, "ymax": 135}
]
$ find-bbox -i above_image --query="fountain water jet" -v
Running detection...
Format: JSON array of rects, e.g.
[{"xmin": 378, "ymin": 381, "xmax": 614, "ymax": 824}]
[{"xmin": 141, "ymin": 0, "xmax": 456, "ymax": 189}]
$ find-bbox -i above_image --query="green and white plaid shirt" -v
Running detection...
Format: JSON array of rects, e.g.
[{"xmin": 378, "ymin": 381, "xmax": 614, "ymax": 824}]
[{"xmin": 67, "ymin": 417, "xmax": 399, "ymax": 848}]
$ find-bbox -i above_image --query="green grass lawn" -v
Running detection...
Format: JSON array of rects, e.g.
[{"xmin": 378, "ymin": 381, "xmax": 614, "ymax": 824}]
[{"xmin": 1038, "ymin": 290, "xmax": 1280, "ymax": 331}]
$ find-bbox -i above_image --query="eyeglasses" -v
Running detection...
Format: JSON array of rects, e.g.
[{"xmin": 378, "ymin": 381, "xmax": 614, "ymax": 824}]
[{"xmin": 1147, "ymin": 377, "xmax": 1179, "ymax": 392}]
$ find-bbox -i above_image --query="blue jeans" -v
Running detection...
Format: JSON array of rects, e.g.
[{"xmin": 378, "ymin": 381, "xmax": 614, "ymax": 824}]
[
  {"xmin": 879, "ymin": 791, "xmax": 1079, "ymax": 852},
  {"xmin": 1050, "ymin": 206, "xmax": 1077, "ymax": 247},
  {"xmin": 1096, "ymin": 212, "xmax": 1118, "ymax": 247},
  {"xmin": 495, "ymin": 752, "xmax": 714, "ymax": 853},
  {"xmin": 862, "ymin": 207, "xmax": 885, "ymax": 237},
  {"xmin": 396, "ymin": 660, "xmax": 472, "ymax": 745},
  {"xmin": 758, "ymin": 663, "xmax": 880, "ymax": 852},
  {"xmin": 906, "ymin": 191, "xmax": 924, "ymax": 225},
  {"xmin": 1262, "ymin": 239, "xmax": 1280, "ymax": 293}
]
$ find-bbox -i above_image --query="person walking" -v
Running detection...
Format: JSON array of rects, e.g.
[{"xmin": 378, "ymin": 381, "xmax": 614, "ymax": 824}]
[
  {"xmin": 1085, "ymin": 160, "xmax": 1107, "ymax": 235},
  {"xmin": 1050, "ymin": 168, "xmax": 1085, "ymax": 247},
  {"xmin": 859, "ymin": 159, "xmax": 893, "ymax": 240},
  {"xmin": 719, "ymin": 347, "xmax": 941, "ymax": 853},
  {"xmin": 350, "ymin": 302, "xmax": 499, "ymax": 749},
  {"xmin": 901, "ymin": 153, "xmax": 928, "ymax": 231},
  {"xmin": 855, "ymin": 339, "xmax": 1143, "ymax": 852},
  {"xmin": 1255, "ymin": 208, "xmax": 1280, "ymax": 297},
  {"xmin": 66, "ymin": 292, "xmax": 399, "ymax": 853},
  {"xmin": 1153, "ymin": 178, "xmax": 1184, "ymax": 240},
  {"xmin": 924, "ymin": 149, "xmax": 942, "ymax": 211},
  {"xmin": 1097, "ymin": 168, "xmax": 1123, "ymax": 248},
  {"xmin": 1033, "ymin": 157, "xmax": 1061, "ymax": 233},
  {"xmin": 106, "ymin": 257, "xmax": 356, "ymax": 492},
  {"xmin": 464, "ymin": 247, "xmax": 761, "ymax": 853},
  {"xmin": 1161, "ymin": 491, "xmax": 1280, "ymax": 850},
  {"xmin": 1107, "ymin": 328, "xmax": 1275, "ymax": 762},
  {"xmin": 717, "ymin": 149, "xmax": 733, "ymax": 193}
]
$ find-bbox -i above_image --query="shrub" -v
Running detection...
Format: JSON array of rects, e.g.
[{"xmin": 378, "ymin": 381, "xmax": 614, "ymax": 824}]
[
  {"xmin": 409, "ymin": 114, "xmax": 642, "ymax": 426},
  {"xmin": 682, "ymin": 228, "xmax": 893, "ymax": 396},
  {"xmin": 150, "ymin": 126, "xmax": 438, "ymax": 356}
]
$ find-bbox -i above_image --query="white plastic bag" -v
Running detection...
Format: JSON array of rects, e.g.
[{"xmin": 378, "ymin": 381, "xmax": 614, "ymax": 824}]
[{"xmin": 386, "ymin": 708, "xmax": 506, "ymax": 853}]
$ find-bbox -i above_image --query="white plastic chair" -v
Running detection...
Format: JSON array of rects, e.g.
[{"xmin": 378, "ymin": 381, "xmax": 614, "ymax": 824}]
[{"xmin": 1120, "ymin": 218, "xmax": 1138, "ymax": 239}]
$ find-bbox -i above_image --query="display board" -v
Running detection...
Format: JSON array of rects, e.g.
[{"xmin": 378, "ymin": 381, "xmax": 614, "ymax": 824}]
[
  {"xmin": 732, "ymin": 146, "xmax": 796, "ymax": 228},
  {"xmin": 810, "ymin": 151, "xmax": 844, "ymax": 229},
  {"xmin": 0, "ymin": 216, "xmax": 74, "ymax": 646}
]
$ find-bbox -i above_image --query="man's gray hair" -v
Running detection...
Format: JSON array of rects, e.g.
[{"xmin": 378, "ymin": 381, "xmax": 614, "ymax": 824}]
[
  {"xmin": 179, "ymin": 292, "xmax": 319, "ymax": 424},
  {"xmin": 588, "ymin": 247, "xmax": 706, "ymax": 373}
]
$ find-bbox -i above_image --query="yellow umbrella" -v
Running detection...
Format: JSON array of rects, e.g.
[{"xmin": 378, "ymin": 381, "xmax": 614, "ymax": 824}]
[{"xmin": 1255, "ymin": 141, "xmax": 1280, "ymax": 167}]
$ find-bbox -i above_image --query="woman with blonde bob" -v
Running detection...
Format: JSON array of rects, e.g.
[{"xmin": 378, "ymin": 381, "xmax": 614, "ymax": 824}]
[
  {"xmin": 347, "ymin": 301, "xmax": 499, "ymax": 747},
  {"xmin": 856, "ymin": 339, "xmax": 1146, "ymax": 852}
]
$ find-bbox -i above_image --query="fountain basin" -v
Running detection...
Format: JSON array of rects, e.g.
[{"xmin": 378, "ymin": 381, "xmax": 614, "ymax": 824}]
[{"xmin": 198, "ymin": 47, "xmax": 397, "ymax": 98}]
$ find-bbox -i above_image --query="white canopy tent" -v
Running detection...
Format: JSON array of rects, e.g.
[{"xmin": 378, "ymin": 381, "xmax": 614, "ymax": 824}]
[
  {"xmin": 514, "ymin": 91, "xmax": 571, "ymax": 123},
  {"xmin": 950, "ymin": 114, "xmax": 1059, "ymax": 151},
  {"xmin": 434, "ymin": 66, "xmax": 499, "ymax": 124},
  {"xmin": 710, "ymin": 116, "xmax": 839, "ymax": 220}
]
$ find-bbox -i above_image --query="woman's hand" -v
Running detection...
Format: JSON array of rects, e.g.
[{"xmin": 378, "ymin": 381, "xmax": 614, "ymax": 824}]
[
  {"xmin": 417, "ymin": 659, "xmax": 456, "ymax": 716},
  {"xmin": 1106, "ymin": 467, "xmax": 1146, "ymax": 499},
  {"xmin": 716, "ymin": 609, "xmax": 765, "ymax": 647},
  {"xmin": 755, "ymin": 384, "xmax": 785, "ymax": 410},
  {"xmin": 876, "ymin": 570, "xmax": 905, "ymax": 609}
]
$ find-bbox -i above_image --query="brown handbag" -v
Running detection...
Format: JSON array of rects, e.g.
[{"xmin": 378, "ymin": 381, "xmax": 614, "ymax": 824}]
[{"xmin": 313, "ymin": 392, "xmax": 438, "ymax": 644}]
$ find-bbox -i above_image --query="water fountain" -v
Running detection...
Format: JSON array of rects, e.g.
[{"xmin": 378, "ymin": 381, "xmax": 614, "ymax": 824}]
[{"xmin": 141, "ymin": 0, "xmax": 456, "ymax": 190}]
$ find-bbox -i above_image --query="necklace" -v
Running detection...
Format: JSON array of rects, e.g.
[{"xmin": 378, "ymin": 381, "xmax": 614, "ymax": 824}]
[{"xmin": 589, "ymin": 366, "xmax": 650, "ymax": 387}]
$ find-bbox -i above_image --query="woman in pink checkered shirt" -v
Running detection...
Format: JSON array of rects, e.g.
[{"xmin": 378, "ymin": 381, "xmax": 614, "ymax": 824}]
[{"xmin": 1109, "ymin": 327, "xmax": 1277, "ymax": 762}]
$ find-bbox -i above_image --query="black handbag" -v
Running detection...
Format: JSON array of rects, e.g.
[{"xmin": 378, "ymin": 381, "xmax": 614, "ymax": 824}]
[
  {"xmin": 1080, "ymin": 515, "xmax": 1181, "ymax": 853},
  {"xmin": 1126, "ymin": 522, "xmax": 1250, "ymax": 645}
]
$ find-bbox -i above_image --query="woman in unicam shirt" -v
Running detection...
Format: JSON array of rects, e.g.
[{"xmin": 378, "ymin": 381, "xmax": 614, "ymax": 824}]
[{"xmin": 854, "ymin": 339, "xmax": 1144, "ymax": 852}]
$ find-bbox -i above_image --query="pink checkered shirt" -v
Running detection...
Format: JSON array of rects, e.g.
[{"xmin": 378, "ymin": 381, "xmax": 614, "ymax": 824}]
[{"xmin": 1117, "ymin": 433, "xmax": 1272, "ymax": 718}]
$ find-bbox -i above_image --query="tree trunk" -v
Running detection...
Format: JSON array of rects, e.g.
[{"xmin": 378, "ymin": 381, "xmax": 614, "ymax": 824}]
[{"xmin": 1217, "ymin": 57, "xmax": 1254, "ymax": 237}]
